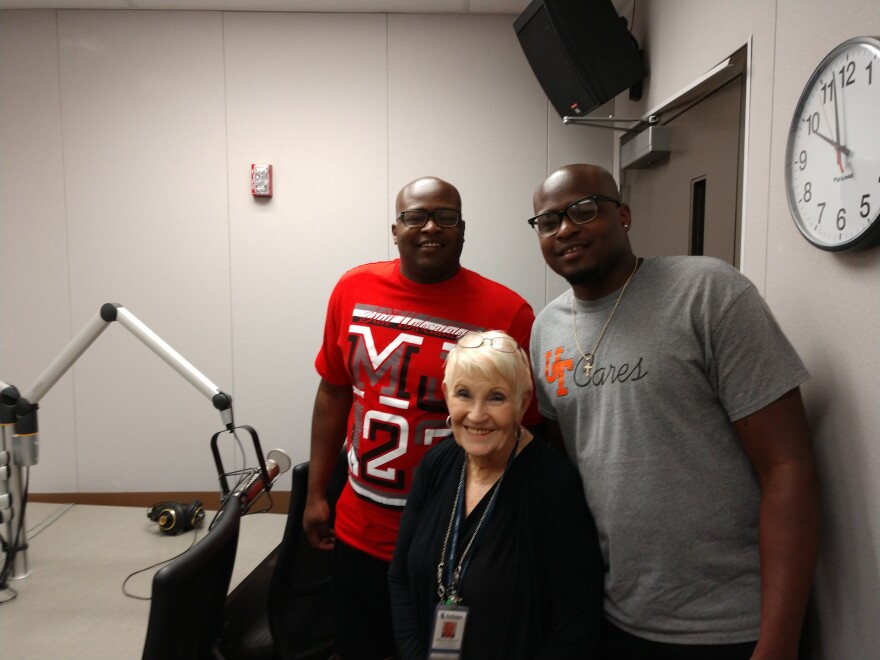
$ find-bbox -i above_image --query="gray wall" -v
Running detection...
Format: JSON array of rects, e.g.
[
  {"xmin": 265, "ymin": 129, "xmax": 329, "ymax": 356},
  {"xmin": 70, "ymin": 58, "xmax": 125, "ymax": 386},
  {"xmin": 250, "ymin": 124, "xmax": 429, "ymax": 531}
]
[{"xmin": 0, "ymin": 9, "xmax": 609, "ymax": 493}]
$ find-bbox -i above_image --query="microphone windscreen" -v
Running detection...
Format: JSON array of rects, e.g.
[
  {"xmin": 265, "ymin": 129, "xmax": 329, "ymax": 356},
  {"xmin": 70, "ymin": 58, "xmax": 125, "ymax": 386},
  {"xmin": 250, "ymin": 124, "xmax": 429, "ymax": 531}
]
[{"xmin": 266, "ymin": 448, "xmax": 292, "ymax": 473}]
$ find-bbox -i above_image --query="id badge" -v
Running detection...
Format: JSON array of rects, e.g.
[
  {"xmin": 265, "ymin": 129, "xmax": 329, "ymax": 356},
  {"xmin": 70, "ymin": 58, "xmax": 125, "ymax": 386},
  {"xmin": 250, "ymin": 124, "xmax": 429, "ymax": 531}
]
[{"xmin": 428, "ymin": 603, "xmax": 469, "ymax": 659}]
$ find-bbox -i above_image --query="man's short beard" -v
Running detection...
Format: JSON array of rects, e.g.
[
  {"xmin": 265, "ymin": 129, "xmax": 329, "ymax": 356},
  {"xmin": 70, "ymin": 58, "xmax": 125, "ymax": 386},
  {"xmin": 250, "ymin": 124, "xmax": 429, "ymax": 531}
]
[{"xmin": 560, "ymin": 265, "xmax": 597, "ymax": 286}]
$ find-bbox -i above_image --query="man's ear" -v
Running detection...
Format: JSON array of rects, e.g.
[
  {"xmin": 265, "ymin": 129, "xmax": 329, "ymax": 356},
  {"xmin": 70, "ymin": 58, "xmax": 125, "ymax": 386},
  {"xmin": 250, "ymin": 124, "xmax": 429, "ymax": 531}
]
[
  {"xmin": 391, "ymin": 222, "xmax": 398, "ymax": 244},
  {"xmin": 619, "ymin": 204, "xmax": 633, "ymax": 231}
]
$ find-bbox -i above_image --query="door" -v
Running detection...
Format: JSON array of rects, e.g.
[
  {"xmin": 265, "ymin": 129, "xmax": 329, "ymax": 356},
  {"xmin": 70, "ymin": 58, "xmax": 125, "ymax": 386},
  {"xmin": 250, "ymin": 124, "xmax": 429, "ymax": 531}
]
[{"xmin": 622, "ymin": 73, "xmax": 745, "ymax": 268}]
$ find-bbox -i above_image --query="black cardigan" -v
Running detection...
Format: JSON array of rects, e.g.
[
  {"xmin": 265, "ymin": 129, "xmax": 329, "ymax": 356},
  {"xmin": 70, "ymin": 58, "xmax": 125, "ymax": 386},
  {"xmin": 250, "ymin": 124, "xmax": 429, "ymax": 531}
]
[{"xmin": 388, "ymin": 437, "xmax": 604, "ymax": 659}]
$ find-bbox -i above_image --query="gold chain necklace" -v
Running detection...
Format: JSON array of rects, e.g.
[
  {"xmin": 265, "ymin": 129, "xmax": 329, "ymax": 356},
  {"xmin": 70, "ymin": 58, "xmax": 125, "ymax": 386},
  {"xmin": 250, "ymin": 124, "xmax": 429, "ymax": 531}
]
[{"xmin": 570, "ymin": 257, "xmax": 640, "ymax": 378}]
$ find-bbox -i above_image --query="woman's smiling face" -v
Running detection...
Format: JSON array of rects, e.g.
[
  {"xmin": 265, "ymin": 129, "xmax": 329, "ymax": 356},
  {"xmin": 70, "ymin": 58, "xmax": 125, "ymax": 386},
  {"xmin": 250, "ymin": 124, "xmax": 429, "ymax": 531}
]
[{"xmin": 443, "ymin": 372, "xmax": 524, "ymax": 464}]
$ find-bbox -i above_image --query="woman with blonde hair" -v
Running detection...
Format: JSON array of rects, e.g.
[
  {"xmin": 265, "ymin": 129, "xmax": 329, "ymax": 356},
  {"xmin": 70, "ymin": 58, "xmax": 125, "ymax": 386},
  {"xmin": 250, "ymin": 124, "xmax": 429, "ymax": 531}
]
[{"xmin": 389, "ymin": 330, "xmax": 603, "ymax": 659}]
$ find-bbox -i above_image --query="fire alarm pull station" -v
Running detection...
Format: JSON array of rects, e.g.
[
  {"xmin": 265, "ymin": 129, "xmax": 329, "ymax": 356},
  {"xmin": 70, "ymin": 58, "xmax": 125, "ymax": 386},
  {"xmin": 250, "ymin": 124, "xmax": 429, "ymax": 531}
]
[{"xmin": 251, "ymin": 164, "xmax": 272, "ymax": 198}]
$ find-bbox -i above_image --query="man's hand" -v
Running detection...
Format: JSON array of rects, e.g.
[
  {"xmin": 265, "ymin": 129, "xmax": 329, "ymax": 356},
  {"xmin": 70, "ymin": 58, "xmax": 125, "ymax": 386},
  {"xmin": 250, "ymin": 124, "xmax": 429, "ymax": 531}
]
[{"xmin": 303, "ymin": 494, "xmax": 335, "ymax": 550}]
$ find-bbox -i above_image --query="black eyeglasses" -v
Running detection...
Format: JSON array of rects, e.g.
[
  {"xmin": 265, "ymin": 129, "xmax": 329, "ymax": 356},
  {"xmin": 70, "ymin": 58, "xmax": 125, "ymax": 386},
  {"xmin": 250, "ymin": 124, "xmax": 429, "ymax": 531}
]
[
  {"xmin": 397, "ymin": 208, "xmax": 462, "ymax": 229},
  {"xmin": 457, "ymin": 333, "xmax": 519, "ymax": 353},
  {"xmin": 526, "ymin": 194, "xmax": 621, "ymax": 237}
]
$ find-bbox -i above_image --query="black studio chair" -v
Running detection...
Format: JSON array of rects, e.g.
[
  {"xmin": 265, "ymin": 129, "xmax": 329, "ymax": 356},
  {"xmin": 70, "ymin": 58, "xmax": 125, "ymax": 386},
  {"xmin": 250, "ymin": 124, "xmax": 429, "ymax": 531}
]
[
  {"xmin": 220, "ymin": 452, "xmax": 347, "ymax": 660},
  {"xmin": 143, "ymin": 493, "xmax": 243, "ymax": 660}
]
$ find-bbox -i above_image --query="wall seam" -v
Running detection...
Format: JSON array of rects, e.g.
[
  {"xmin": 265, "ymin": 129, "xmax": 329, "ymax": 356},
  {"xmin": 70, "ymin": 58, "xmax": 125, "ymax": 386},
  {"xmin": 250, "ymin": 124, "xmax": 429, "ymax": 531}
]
[
  {"xmin": 219, "ymin": 11, "xmax": 239, "ymax": 473},
  {"xmin": 55, "ymin": 9, "xmax": 80, "ymax": 492}
]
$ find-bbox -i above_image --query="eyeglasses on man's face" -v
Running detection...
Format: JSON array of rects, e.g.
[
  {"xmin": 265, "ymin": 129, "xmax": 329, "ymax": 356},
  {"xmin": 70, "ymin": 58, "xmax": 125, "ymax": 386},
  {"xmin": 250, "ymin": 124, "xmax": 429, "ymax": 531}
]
[
  {"xmin": 457, "ymin": 333, "xmax": 519, "ymax": 353},
  {"xmin": 397, "ymin": 208, "xmax": 462, "ymax": 229},
  {"xmin": 526, "ymin": 194, "xmax": 621, "ymax": 237}
]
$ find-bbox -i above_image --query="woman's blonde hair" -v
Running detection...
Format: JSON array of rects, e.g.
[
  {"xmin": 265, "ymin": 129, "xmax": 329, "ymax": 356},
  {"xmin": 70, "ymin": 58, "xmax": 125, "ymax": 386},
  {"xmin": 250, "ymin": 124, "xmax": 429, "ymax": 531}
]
[{"xmin": 443, "ymin": 330, "xmax": 533, "ymax": 408}]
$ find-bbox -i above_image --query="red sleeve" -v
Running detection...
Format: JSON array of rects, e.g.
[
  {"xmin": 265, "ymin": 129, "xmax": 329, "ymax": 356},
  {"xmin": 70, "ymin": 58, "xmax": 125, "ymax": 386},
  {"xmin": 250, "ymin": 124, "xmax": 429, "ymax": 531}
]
[{"xmin": 314, "ymin": 277, "xmax": 352, "ymax": 386}]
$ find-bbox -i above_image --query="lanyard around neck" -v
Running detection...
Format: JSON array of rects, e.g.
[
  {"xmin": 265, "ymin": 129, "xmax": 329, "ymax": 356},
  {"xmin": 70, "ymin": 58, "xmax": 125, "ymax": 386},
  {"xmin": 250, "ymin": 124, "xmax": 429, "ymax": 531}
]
[{"xmin": 436, "ymin": 434, "xmax": 520, "ymax": 606}]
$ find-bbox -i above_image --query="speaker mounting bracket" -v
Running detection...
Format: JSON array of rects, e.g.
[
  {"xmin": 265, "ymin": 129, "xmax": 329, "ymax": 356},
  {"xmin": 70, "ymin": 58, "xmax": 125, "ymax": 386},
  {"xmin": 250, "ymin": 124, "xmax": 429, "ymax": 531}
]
[{"xmin": 562, "ymin": 113, "xmax": 660, "ymax": 133}]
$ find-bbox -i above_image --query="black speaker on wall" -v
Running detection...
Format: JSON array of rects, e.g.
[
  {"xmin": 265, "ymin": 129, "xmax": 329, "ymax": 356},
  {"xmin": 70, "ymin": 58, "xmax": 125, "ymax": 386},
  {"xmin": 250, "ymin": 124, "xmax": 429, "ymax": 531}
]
[{"xmin": 514, "ymin": 0, "xmax": 646, "ymax": 118}]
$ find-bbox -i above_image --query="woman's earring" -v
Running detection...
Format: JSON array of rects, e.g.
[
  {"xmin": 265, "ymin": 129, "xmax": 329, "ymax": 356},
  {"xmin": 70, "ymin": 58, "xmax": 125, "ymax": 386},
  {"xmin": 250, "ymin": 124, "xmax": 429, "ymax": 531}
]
[{"xmin": 445, "ymin": 415, "xmax": 452, "ymax": 428}]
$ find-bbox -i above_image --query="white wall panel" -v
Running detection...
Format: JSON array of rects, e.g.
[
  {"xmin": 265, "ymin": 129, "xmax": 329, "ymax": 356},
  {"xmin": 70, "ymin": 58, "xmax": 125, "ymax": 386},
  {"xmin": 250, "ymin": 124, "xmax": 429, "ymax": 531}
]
[
  {"xmin": 57, "ymin": 10, "xmax": 233, "ymax": 491},
  {"xmin": 0, "ymin": 11, "xmax": 77, "ymax": 491},
  {"xmin": 222, "ymin": 12, "xmax": 389, "ymax": 468}
]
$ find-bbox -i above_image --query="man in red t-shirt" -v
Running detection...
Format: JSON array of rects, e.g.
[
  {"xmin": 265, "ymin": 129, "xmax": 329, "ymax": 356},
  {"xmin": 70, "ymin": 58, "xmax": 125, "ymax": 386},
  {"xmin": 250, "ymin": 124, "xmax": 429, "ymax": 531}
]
[{"xmin": 304, "ymin": 176, "xmax": 540, "ymax": 660}]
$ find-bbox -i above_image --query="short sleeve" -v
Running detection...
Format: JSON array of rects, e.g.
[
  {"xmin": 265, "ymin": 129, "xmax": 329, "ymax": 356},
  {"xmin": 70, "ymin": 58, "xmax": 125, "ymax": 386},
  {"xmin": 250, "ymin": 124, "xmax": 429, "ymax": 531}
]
[
  {"xmin": 314, "ymin": 276, "xmax": 352, "ymax": 386},
  {"xmin": 710, "ymin": 283, "xmax": 809, "ymax": 422}
]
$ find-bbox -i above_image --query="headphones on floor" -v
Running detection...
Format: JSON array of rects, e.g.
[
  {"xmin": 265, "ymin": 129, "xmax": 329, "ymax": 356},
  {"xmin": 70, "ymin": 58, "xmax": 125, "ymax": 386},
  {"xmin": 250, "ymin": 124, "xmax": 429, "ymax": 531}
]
[{"xmin": 146, "ymin": 499, "xmax": 205, "ymax": 535}]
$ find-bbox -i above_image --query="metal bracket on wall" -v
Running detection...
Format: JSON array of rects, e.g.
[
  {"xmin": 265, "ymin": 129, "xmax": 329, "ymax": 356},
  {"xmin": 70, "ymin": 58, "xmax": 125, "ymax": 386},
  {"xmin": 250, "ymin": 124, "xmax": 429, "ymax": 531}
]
[
  {"xmin": 562, "ymin": 113, "xmax": 660, "ymax": 133},
  {"xmin": 563, "ymin": 45, "xmax": 747, "ymax": 135}
]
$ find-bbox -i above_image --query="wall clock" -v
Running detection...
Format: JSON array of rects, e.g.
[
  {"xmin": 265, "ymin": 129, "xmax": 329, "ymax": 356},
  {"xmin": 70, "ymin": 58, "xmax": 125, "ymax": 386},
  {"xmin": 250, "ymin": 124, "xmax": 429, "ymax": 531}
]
[{"xmin": 784, "ymin": 36, "xmax": 880, "ymax": 251}]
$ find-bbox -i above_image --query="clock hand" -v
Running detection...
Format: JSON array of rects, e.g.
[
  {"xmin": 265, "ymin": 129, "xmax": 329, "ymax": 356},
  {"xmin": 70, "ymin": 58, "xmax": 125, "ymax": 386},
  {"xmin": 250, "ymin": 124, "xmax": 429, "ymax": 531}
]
[
  {"xmin": 812, "ymin": 128, "xmax": 853, "ymax": 157},
  {"xmin": 832, "ymin": 77, "xmax": 844, "ymax": 172}
]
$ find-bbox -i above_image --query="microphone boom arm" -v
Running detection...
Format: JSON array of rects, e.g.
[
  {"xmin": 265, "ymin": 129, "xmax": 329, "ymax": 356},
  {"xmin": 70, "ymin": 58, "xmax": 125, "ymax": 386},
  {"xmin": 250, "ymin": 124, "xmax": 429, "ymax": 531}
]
[
  {"xmin": 15, "ymin": 303, "xmax": 233, "ymax": 438},
  {"xmin": 2, "ymin": 303, "xmax": 235, "ymax": 581},
  {"xmin": 109, "ymin": 305, "xmax": 233, "ymax": 428}
]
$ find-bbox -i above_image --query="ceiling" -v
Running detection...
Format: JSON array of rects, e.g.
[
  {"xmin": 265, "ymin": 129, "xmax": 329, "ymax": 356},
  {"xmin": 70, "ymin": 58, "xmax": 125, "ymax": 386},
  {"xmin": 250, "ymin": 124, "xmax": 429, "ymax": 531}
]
[{"xmin": 0, "ymin": 0, "xmax": 532, "ymax": 13}]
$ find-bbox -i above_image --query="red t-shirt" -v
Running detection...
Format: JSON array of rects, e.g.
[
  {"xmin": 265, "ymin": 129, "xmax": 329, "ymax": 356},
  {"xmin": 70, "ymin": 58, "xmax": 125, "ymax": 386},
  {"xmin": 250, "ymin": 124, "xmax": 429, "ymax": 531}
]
[{"xmin": 315, "ymin": 260, "xmax": 540, "ymax": 561}]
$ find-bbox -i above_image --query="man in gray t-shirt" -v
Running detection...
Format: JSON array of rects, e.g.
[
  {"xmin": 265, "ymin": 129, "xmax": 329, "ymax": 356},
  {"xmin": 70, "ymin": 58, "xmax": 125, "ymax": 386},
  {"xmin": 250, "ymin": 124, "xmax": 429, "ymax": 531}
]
[{"xmin": 526, "ymin": 164, "xmax": 820, "ymax": 660}]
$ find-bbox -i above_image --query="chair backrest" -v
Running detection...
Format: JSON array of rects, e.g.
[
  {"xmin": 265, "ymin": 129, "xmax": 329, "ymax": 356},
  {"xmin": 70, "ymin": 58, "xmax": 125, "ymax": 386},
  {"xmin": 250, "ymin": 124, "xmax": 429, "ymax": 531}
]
[
  {"xmin": 267, "ymin": 453, "xmax": 347, "ymax": 660},
  {"xmin": 143, "ymin": 493, "xmax": 243, "ymax": 660}
]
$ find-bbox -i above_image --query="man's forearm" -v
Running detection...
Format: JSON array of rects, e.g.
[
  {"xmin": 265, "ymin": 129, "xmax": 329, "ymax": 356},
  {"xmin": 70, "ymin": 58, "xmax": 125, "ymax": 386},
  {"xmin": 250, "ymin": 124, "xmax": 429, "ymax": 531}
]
[
  {"xmin": 307, "ymin": 380, "xmax": 352, "ymax": 497},
  {"xmin": 753, "ymin": 462, "xmax": 820, "ymax": 659}
]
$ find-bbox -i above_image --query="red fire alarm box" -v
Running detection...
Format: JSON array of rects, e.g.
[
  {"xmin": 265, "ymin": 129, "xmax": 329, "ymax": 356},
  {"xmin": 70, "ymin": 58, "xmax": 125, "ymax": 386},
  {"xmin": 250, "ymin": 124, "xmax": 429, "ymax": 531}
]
[{"xmin": 251, "ymin": 164, "xmax": 273, "ymax": 198}]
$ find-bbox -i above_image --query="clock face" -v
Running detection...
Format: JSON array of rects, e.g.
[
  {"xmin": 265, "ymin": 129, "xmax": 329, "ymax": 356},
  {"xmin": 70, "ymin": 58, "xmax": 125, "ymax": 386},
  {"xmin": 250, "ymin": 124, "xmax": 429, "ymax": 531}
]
[{"xmin": 785, "ymin": 36, "xmax": 880, "ymax": 251}]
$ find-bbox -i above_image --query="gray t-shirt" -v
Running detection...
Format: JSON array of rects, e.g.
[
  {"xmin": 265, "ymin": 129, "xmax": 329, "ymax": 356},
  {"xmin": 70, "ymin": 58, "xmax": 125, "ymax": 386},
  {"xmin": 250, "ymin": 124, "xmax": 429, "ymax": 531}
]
[{"xmin": 530, "ymin": 256, "xmax": 809, "ymax": 645}]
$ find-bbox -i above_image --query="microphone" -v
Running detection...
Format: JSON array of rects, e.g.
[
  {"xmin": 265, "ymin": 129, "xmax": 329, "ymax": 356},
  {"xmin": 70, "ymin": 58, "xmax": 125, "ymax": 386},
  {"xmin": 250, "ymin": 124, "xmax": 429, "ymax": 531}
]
[{"xmin": 235, "ymin": 448, "xmax": 291, "ymax": 511}]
